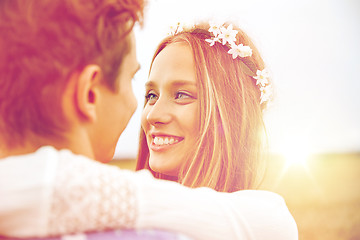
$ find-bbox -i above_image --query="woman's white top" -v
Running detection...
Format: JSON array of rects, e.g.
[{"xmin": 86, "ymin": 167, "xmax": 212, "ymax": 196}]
[{"xmin": 0, "ymin": 146, "xmax": 298, "ymax": 240}]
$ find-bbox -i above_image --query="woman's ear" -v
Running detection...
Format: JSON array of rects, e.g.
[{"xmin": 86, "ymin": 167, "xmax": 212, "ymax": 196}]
[{"xmin": 75, "ymin": 64, "xmax": 102, "ymax": 122}]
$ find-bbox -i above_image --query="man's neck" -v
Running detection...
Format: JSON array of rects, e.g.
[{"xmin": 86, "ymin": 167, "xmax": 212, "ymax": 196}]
[{"xmin": 0, "ymin": 131, "xmax": 95, "ymax": 160}]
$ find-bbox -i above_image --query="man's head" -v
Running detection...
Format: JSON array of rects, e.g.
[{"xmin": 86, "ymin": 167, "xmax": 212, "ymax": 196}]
[{"xmin": 0, "ymin": 0, "xmax": 144, "ymax": 161}]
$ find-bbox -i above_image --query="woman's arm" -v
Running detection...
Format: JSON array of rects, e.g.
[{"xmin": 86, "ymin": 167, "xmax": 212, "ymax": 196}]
[
  {"xmin": 48, "ymin": 157, "xmax": 297, "ymax": 240},
  {"xmin": 135, "ymin": 170, "xmax": 298, "ymax": 240}
]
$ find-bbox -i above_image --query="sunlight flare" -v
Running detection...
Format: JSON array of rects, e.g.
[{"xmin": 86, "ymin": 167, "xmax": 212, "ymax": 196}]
[{"xmin": 280, "ymin": 138, "xmax": 312, "ymax": 169}]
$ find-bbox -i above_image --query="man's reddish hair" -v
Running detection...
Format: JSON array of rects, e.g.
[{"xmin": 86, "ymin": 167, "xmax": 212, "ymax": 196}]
[{"xmin": 0, "ymin": 0, "xmax": 144, "ymax": 148}]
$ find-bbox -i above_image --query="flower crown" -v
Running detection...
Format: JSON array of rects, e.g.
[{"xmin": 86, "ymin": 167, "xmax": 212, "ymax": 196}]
[{"xmin": 168, "ymin": 22, "xmax": 272, "ymax": 105}]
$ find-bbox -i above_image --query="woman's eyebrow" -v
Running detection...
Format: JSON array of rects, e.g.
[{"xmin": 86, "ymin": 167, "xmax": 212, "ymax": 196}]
[
  {"xmin": 145, "ymin": 79, "xmax": 196, "ymax": 89},
  {"xmin": 145, "ymin": 81, "xmax": 155, "ymax": 89},
  {"xmin": 170, "ymin": 80, "xmax": 197, "ymax": 87}
]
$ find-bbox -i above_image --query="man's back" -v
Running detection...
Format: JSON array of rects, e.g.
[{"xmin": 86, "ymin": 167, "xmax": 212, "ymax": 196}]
[{"xmin": 0, "ymin": 146, "xmax": 298, "ymax": 239}]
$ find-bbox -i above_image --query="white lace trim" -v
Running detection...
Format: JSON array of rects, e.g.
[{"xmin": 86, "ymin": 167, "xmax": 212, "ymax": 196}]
[{"xmin": 48, "ymin": 158, "xmax": 137, "ymax": 235}]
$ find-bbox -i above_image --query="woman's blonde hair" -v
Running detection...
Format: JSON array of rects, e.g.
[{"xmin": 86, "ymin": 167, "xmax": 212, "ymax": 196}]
[{"xmin": 137, "ymin": 23, "xmax": 268, "ymax": 192}]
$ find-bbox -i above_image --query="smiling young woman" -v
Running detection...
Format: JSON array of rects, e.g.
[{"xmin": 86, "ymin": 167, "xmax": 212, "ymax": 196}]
[
  {"xmin": 140, "ymin": 42, "xmax": 200, "ymax": 177},
  {"xmin": 136, "ymin": 22, "xmax": 269, "ymax": 192}
]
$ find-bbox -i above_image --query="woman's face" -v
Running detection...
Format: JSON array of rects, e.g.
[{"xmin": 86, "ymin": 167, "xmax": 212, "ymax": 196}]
[{"xmin": 141, "ymin": 43, "xmax": 200, "ymax": 176}]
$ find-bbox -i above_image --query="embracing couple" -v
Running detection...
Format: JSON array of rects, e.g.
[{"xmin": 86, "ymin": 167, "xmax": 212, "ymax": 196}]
[{"xmin": 0, "ymin": 0, "xmax": 297, "ymax": 239}]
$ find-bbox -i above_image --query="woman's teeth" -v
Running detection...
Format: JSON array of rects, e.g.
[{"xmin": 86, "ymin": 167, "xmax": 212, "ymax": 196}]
[{"xmin": 153, "ymin": 136, "xmax": 179, "ymax": 146}]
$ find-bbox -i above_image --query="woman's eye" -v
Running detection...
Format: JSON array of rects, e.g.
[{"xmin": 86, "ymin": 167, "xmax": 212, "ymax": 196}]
[
  {"xmin": 174, "ymin": 91, "xmax": 197, "ymax": 104},
  {"xmin": 145, "ymin": 92, "xmax": 158, "ymax": 104},
  {"xmin": 175, "ymin": 92, "xmax": 191, "ymax": 99}
]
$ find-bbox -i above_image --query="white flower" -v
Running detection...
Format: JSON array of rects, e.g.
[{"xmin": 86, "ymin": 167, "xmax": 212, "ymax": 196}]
[
  {"xmin": 202, "ymin": 21, "xmax": 271, "ymax": 106},
  {"xmin": 260, "ymin": 84, "xmax": 272, "ymax": 104},
  {"xmin": 205, "ymin": 37, "xmax": 220, "ymax": 46},
  {"xmin": 227, "ymin": 44, "xmax": 253, "ymax": 59},
  {"xmin": 253, "ymin": 69, "xmax": 271, "ymax": 104},
  {"xmin": 218, "ymin": 24, "xmax": 238, "ymax": 45},
  {"xmin": 253, "ymin": 69, "xmax": 270, "ymax": 87},
  {"xmin": 208, "ymin": 22, "xmax": 223, "ymax": 37}
]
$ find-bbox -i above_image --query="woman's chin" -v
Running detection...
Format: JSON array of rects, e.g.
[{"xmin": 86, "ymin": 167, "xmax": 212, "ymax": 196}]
[{"xmin": 149, "ymin": 158, "xmax": 178, "ymax": 177}]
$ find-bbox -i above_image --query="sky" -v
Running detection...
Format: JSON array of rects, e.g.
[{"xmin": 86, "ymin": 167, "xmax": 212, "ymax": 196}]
[{"xmin": 114, "ymin": 0, "xmax": 360, "ymax": 159}]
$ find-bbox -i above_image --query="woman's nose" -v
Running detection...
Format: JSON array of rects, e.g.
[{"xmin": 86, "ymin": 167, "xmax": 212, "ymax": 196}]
[{"xmin": 146, "ymin": 98, "xmax": 172, "ymax": 126}]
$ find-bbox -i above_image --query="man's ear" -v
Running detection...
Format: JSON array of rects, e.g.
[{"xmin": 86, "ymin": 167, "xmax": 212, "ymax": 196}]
[{"xmin": 75, "ymin": 64, "xmax": 102, "ymax": 122}]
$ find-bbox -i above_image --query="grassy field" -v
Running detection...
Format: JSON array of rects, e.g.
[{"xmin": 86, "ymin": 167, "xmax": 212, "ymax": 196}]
[{"xmin": 108, "ymin": 153, "xmax": 360, "ymax": 240}]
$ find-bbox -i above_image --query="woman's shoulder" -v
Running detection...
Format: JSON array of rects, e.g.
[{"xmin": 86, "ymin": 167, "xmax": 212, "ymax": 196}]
[
  {"xmin": 230, "ymin": 189, "xmax": 286, "ymax": 203},
  {"xmin": 227, "ymin": 190, "xmax": 299, "ymax": 240}
]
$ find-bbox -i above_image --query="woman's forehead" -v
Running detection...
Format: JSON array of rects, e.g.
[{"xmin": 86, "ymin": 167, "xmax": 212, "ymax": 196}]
[{"xmin": 148, "ymin": 43, "xmax": 196, "ymax": 84}]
